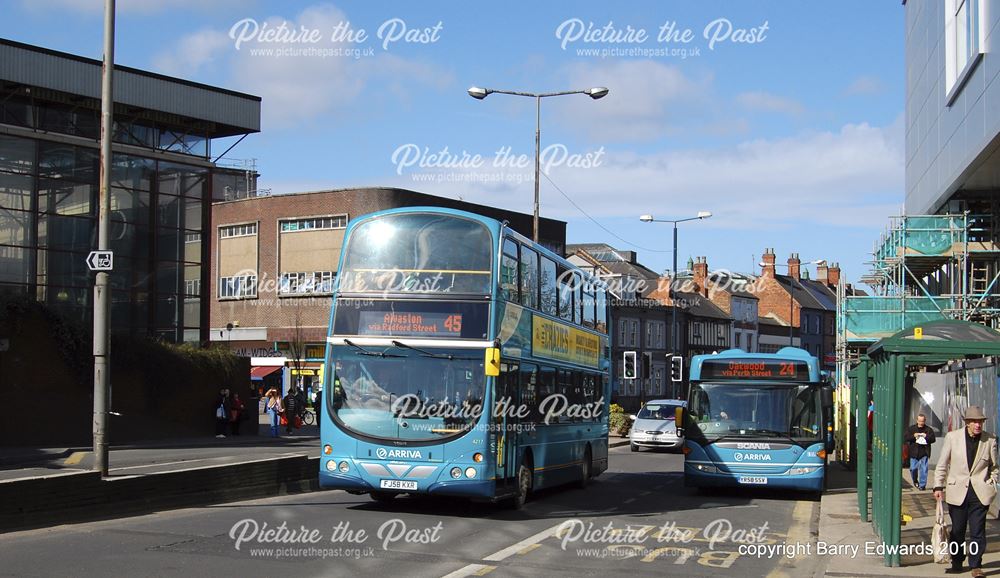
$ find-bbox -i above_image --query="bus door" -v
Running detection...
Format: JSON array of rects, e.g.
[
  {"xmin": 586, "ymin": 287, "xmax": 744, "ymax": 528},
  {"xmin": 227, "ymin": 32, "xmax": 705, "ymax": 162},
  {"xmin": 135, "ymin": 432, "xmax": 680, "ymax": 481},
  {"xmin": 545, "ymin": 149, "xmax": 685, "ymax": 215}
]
[{"xmin": 495, "ymin": 361, "xmax": 520, "ymax": 490}]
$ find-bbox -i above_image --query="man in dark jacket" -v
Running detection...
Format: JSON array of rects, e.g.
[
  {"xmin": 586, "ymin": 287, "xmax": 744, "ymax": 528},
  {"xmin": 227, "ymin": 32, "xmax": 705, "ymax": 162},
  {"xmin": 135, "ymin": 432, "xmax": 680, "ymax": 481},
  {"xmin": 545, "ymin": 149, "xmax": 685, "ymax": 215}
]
[
  {"xmin": 904, "ymin": 413, "xmax": 936, "ymax": 490},
  {"xmin": 283, "ymin": 387, "xmax": 300, "ymax": 434}
]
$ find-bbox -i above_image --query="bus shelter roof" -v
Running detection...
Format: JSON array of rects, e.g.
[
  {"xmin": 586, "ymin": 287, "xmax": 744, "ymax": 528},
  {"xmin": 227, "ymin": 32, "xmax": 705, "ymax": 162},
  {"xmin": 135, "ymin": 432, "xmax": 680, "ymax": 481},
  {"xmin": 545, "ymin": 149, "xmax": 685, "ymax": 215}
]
[{"xmin": 866, "ymin": 319, "xmax": 1000, "ymax": 359}]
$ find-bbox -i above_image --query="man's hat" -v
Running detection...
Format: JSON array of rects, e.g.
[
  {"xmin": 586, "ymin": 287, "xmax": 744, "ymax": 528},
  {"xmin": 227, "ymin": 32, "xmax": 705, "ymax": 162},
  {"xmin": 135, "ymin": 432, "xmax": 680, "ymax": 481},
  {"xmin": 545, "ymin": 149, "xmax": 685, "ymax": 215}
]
[{"xmin": 964, "ymin": 406, "xmax": 988, "ymax": 421}]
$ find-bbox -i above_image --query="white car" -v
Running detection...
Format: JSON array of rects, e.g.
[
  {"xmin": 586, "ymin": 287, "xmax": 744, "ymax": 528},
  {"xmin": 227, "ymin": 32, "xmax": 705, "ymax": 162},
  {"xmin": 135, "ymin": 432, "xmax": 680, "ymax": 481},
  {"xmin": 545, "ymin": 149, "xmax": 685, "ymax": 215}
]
[{"xmin": 629, "ymin": 399, "xmax": 687, "ymax": 452}]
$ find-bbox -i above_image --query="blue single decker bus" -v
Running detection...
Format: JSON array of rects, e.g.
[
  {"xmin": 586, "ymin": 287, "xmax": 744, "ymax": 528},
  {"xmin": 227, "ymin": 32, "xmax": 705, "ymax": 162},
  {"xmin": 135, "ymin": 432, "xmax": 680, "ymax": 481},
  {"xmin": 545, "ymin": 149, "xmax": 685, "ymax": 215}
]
[
  {"xmin": 680, "ymin": 347, "xmax": 833, "ymax": 493},
  {"xmin": 319, "ymin": 207, "xmax": 611, "ymax": 507}
]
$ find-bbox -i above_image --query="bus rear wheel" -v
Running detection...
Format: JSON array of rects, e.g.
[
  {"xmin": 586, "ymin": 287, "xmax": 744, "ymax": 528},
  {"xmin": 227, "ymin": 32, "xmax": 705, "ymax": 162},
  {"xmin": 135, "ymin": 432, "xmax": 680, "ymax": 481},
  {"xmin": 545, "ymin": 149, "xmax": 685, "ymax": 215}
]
[{"xmin": 370, "ymin": 492, "xmax": 397, "ymax": 503}]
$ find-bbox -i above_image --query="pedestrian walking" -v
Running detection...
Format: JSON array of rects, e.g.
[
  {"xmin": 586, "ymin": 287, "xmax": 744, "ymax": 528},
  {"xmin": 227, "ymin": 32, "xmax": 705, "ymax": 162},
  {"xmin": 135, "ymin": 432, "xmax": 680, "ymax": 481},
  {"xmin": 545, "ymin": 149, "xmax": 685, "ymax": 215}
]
[
  {"xmin": 933, "ymin": 406, "xmax": 999, "ymax": 577},
  {"xmin": 214, "ymin": 388, "xmax": 231, "ymax": 438},
  {"xmin": 904, "ymin": 413, "xmax": 936, "ymax": 490},
  {"xmin": 230, "ymin": 392, "xmax": 246, "ymax": 436},
  {"xmin": 265, "ymin": 388, "xmax": 283, "ymax": 438}
]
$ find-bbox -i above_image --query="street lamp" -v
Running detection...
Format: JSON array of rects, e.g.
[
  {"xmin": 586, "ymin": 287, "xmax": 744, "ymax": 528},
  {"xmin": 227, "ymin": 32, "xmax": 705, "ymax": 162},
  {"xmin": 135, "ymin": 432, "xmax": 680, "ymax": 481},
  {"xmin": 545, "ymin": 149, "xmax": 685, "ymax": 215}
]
[
  {"xmin": 759, "ymin": 259, "xmax": 825, "ymax": 346},
  {"xmin": 468, "ymin": 85, "xmax": 609, "ymax": 243},
  {"xmin": 639, "ymin": 211, "xmax": 712, "ymax": 398}
]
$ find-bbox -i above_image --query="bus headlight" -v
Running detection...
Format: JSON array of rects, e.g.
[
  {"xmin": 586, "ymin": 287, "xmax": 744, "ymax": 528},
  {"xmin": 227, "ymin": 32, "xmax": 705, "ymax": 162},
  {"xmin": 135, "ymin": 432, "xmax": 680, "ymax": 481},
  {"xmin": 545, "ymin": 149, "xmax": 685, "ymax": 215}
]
[
  {"xmin": 325, "ymin": 460, "xmax": 337, "ymax": 472},
  {"xmin": 694, "ymin": 464, "xmax": 718, "ymax": 474},
  {"xmin": 789, "ymin": 467, "xmax": 817, "ymax": 475},
  {"xmin": 450, "ymin": 467, "xmax": 462, "ymax": 479},
  {"xmin": 339, "ymin": 461, "xmax": 350, "ymax": 473},
  {"xmin": 465, "ymin": 467, "xmax": 476, "ymax": 478}
]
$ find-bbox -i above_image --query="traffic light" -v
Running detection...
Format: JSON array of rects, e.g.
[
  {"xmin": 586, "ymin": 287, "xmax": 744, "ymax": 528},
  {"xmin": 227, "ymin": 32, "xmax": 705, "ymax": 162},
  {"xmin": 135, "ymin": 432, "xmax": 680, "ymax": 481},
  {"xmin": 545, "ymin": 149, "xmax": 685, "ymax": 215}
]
[
  {"xmin": 623, "ymin": 351, "xmax": 637, "ymax": 379},
  {"xmin": 642, "ymin": 352, "xmax": 652, "ymax": 381},
  {"xmin": 670, "ymin": 355, "xmax": 683, "ymax": 382}
]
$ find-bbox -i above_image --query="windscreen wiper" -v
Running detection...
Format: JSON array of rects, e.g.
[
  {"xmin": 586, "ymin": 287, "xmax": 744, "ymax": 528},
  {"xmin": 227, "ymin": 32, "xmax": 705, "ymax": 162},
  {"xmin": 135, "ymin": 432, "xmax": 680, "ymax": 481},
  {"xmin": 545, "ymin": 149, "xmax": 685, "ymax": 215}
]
[
  {"xmin": 391, "ymin": 340, "xmax": 453, "ymax": 359},
  {"xmin": 390, "ymin": 340, "xmax": 477, "ymax": 361},
  {"xmin": 343, "ymin": 339, "xmax": 404, "ymax": 358}
]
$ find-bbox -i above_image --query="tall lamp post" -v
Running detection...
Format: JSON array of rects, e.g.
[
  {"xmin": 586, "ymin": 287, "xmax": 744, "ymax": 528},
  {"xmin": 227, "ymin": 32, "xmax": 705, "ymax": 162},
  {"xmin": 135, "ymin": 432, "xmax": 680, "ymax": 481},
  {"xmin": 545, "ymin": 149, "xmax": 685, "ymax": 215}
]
[
  {"xmin": 759, "ymin": 259, "xmax": 825, "ymax": 346},
  {"xmin": 468, "ymin": 86, "xmax": 609, "ymax": 243},
  {"xmin": 639, "ymin": 212, "xmax": 712, "ymax": 398}
]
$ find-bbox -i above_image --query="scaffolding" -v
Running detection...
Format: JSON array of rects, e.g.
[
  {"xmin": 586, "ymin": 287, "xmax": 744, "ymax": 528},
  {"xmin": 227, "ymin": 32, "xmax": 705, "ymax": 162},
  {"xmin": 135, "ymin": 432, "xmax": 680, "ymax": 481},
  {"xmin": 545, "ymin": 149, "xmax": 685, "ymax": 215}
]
[{"xmin": 834, "ymin": 211, "xmax": 1000, "ymax": 462}]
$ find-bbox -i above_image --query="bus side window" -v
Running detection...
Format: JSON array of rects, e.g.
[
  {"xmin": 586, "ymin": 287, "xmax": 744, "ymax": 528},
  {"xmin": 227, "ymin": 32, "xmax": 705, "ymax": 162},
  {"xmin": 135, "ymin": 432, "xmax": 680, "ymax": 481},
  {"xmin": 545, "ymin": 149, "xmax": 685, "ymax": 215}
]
[
  {"xmin": 501, "ymin": 239, "xmax": 519, "ymax": 302},
  {"xmin": 540, "ymin": 257, "xmax": 557, "ymax": 316},
  {"xmin": 596, "ymin": 287, "xmax": 608, "ymax": 333},
  {"xmin": 520, "ymin": 363, "xmax": 538, "ymax": 424},
  {"xmin": 582, "ymin": 289, "xmax": 596, "ymax": 329},
  {"xmin": 557, "ymin": 267, "xmax": 573, "ymax": 322},
  {"xmin": 539, "ymin": 366, "xmax": 557, "ymax": 423},
  {"xmin": 520, "ymin": 246, "xmax": 539, "ymax": 310}
]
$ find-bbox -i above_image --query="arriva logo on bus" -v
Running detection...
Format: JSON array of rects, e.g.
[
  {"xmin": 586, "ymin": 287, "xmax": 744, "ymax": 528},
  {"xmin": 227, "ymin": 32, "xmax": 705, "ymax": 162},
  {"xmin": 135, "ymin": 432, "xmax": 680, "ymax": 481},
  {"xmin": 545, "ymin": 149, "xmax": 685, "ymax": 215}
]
[
  {"xmin": 733, "ymin": 452, "xmax": 772, "ymax": 462},
  {"xmin": 375, "ymin": 448, "xmax": 423, "ymax": 460}
]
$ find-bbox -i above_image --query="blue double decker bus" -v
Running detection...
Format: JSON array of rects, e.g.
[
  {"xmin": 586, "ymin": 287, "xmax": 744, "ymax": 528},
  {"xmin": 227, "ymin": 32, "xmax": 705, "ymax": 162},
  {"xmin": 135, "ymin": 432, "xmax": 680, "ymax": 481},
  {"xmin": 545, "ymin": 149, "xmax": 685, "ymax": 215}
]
[
  {"xmin": 319, "ymin": 207, "xmax": 611, "ymax": 507},
  {"xmin": 679, "ymin": 348, "xmax": 833, "ymax": 493}
]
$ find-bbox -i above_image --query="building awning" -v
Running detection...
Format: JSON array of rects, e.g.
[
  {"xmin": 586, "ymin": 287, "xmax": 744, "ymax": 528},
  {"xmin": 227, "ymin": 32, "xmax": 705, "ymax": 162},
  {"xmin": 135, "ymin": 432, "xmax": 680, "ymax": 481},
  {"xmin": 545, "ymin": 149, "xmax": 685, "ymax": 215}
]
[{"xmin": 250, "ymin": 366, "xmax": 283, "ymax": 380}]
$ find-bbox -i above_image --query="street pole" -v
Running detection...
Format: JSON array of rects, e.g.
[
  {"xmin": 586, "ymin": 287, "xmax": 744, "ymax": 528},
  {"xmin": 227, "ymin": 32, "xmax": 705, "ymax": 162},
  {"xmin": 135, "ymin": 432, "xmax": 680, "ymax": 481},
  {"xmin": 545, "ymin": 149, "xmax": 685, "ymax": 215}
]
[
  {"xmin": 671, "ymin": 222, "xmax": 678, "ymax": 398},
  {"xmin": 533, "ymin": 95, "xmax": 541, "ymax": 244},
  {"xmin": 93, "ymin": 0, "xmax": 115, "ymax": 477}
]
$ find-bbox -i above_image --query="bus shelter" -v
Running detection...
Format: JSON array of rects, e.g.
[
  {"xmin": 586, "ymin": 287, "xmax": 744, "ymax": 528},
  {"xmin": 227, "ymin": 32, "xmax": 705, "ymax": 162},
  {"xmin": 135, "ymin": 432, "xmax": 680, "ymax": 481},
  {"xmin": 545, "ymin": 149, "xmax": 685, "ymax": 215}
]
[{"xmin": 850, "ymin": 320, "xmax": 1000, "ymax": 566}]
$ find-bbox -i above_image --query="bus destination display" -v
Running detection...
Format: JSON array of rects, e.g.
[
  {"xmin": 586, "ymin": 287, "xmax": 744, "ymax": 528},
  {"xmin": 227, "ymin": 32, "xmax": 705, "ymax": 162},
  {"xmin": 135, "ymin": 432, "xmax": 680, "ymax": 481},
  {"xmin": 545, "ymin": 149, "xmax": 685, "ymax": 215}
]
[
  {"xmin": 700, "ymin": 359, "xmax": 810, "ymax": 381},
  {"xmin": 358, "ymin": 311, "xmax": 463, "ymax": 338}
]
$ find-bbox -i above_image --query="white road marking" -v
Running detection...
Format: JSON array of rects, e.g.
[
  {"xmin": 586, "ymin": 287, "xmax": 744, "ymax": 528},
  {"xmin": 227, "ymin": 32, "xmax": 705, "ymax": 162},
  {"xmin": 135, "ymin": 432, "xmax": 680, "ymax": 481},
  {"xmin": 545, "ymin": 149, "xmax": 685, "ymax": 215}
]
[{"xmin": 482, "ymin": 522, "xmax": 566, "ymax": 562}]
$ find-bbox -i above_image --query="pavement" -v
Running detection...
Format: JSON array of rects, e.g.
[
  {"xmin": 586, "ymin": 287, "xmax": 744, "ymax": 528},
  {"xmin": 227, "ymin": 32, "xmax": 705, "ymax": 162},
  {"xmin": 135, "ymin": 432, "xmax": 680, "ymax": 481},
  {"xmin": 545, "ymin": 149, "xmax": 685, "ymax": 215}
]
[{"xmin": 818, "ymin": 462, "xmax": 1000, "ymax": 577}]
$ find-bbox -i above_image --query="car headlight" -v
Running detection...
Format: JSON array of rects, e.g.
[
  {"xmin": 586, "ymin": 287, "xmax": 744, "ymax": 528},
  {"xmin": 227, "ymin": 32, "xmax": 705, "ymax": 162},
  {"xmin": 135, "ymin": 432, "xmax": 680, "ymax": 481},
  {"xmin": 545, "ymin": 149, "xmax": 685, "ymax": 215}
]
[
  {"xmin": 789, "ymin": 467, "xmax": 818, "ymax": 475},
  {"xmin": 694, "ymin": 464, "xmax": 718, "ymax": 474}
]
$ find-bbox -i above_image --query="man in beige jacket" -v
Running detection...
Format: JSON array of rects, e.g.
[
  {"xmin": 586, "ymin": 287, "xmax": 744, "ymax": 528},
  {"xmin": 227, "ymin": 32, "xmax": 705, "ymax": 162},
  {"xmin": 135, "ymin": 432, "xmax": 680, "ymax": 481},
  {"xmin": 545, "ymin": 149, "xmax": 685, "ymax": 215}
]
[{"xmin": 933, "ymin": 406, "xmax": 999, "ymax": 577}]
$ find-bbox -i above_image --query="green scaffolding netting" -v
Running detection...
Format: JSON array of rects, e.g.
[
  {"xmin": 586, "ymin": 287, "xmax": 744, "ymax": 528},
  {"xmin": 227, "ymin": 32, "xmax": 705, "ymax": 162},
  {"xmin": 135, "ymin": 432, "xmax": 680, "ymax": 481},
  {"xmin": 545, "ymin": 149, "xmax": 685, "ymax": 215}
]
[
  {"xmin": 842, "ymin": 297, "xmax": 954, "ymax": 339},
  {"xmin": 875, "ymin": 216, "xmax": 962, "ymax": 260}
]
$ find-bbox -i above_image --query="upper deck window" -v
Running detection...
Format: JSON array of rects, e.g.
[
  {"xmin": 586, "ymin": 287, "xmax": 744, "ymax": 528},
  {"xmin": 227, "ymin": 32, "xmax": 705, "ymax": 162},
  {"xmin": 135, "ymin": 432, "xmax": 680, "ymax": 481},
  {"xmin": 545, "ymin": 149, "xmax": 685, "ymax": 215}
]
[{"xmin": 339, "ymin": 213, "xmax": 492, "ymax": 294}]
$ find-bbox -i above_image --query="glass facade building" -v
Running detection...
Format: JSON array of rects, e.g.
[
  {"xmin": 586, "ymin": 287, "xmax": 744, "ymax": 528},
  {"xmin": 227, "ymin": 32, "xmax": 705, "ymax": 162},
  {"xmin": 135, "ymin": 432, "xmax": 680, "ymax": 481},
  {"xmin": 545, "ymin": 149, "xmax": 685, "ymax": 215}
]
[{"xmin": 0, "ymin": 39, "xmax": 260, "ymax": 343}]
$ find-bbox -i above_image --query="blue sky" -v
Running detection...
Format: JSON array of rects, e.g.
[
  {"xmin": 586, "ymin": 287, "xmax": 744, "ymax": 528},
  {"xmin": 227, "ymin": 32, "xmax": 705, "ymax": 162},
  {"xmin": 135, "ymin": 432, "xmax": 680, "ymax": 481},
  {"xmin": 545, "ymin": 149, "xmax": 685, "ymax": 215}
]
[{"xmin": 3, "ymin": 0, "xmax": 905, "ymax": 284}]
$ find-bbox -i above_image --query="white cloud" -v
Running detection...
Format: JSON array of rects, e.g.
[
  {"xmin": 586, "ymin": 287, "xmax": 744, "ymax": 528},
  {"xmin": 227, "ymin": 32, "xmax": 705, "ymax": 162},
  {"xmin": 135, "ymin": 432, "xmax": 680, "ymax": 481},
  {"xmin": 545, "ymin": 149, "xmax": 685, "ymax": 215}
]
[
  {"xmin": 149, "ymin": 3, "xmax": 454, "ymax": 129},
  {"xmin": 844, "ymin": 75, "xmax": 885, "ymax": 96},
  {"xmin": 382, "ymin": 114, "xmax": 905, "ymax": 231},
  {"xmin": 556, "ymin": 60, "xmax": 714, "ymax": 142},
  {"xmin": 151, "ymin": 29, "xmax": 229, "ymax": 77},
  {"xmin": 735, "ymin": 90, "xmax": 804, "ymax": 116}
]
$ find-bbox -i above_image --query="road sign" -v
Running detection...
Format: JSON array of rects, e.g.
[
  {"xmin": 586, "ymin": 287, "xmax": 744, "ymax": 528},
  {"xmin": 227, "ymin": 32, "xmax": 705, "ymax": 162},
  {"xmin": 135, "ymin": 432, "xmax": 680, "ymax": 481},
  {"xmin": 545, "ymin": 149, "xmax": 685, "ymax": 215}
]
[
  {"xmin": 914, "ymin": 327, "xmax": 923, "ymax": 340},
  {"xmin": 86, "ymin": 251, "xmax": 114, "ymax": 271}
]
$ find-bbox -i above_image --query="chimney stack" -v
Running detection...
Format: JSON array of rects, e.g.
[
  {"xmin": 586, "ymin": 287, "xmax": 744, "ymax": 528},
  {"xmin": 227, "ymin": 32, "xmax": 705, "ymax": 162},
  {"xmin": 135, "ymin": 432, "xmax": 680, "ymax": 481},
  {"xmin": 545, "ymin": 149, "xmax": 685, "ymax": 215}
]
[
  {"xmin": 828, "ymin": 262, "xmax": 841, "ymax": 287},
  {"xmin": 693, "ymin": 256, "xmax": 709, "ymax": 296},
  {"xmin": 787, "ymin": 252, "xmax": 801, "ymax": 280},
  {"xmin": 817, "ymin": 261, "xmax": 829, "ymax": 284},
  {"xmin": 761, "ymin": 248, "xmax": 776, "ymax": 278}
]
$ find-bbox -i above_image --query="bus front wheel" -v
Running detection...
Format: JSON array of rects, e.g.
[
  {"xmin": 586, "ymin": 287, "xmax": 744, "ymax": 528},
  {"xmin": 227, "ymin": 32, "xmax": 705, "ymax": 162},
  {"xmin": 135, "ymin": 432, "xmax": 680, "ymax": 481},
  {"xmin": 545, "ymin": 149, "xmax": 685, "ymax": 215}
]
[{"xmin": 508, "ymin": 461, "xmax": 533, "ymax": 510}]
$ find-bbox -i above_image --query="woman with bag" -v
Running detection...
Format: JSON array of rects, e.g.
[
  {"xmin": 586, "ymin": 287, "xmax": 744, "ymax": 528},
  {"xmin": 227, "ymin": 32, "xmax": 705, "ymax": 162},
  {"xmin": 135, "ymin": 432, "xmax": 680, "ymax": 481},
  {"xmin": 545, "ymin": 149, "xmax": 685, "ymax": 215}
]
[{"xmin": 264, "ymin": 388, "xmax": 284, "ymax": 438}]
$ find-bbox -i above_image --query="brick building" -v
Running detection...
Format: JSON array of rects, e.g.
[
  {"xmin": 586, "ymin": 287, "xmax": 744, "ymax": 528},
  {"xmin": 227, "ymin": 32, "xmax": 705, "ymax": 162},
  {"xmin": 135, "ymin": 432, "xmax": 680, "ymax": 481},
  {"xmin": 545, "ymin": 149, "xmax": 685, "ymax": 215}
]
[
  {"xmin": 680, "ymin": 256, "xmax": 759, "ymax": 353},
  {"xmin": 754, "ymin": 249, "xmax": 838, "ymax": 368},
  {"xmin": 210, "ymin": 187, "xmax": 566, "ymax": 388}
]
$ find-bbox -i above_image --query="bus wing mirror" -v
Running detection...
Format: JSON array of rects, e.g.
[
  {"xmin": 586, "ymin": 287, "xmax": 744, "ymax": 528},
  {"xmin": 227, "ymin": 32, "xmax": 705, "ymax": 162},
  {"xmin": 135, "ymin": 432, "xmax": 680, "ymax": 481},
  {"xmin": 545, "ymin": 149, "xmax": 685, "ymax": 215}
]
[{"xmin": 485, "ymin": 347, "xmax": 500, "ymax": 376}]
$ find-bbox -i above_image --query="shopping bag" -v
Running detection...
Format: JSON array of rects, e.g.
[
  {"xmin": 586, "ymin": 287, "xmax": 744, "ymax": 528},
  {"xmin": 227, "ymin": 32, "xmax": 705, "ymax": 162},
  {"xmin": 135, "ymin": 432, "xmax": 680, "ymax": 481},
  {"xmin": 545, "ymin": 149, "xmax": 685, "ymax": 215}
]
[
  {"xmin": 294, "ymin": 415, "xmax": 303, "ymax": 429},
  {"xmin": 279, "ymin": 413, "xmax": 288, "ymax": 427},
  {"xmin": 933, "ymin": 500, "xmax": 951, "ymax": 564}
]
